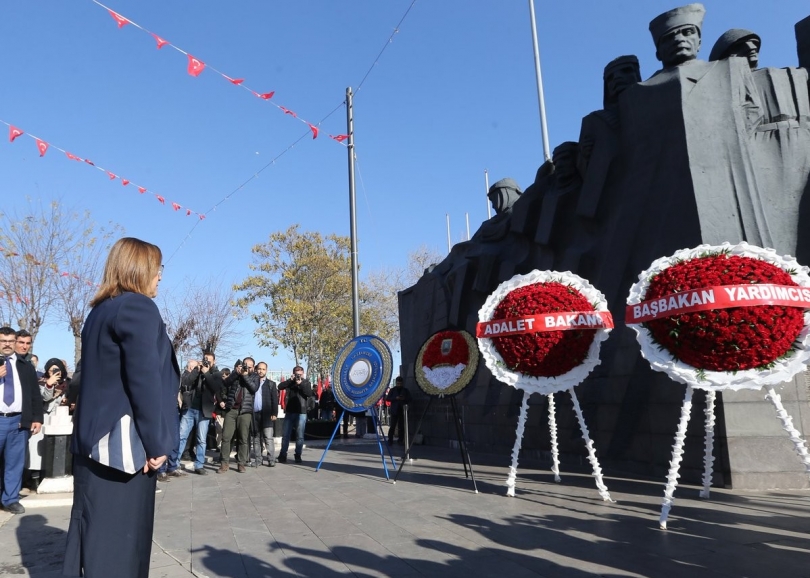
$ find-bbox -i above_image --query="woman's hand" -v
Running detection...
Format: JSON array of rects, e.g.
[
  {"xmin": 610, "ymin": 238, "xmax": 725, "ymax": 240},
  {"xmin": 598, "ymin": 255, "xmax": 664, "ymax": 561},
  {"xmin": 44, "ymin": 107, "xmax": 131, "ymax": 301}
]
[{"xmin": 143, "ymin": 455, "xmax": 167, "ymax": 473}]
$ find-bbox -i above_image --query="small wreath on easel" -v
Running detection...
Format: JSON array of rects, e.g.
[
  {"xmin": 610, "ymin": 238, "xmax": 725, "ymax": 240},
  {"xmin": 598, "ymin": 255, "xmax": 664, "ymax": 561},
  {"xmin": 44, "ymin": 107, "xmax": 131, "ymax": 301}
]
[{"xmin": 414, "ymin": 329, "xmax": 479, "ymax": 397}]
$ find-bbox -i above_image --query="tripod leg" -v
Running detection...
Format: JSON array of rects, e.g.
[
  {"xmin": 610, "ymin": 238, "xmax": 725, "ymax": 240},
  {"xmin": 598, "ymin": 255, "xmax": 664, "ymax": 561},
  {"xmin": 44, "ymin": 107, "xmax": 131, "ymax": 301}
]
[
  {"xmin": 316, "ymin": 410, "xmax": 345, "ymax": 472},
  {"xmin": 451, "ymin": 397, "xmax": 479, "ymax": 493},
  {"xmin": 449, "ymin": 397, "xmax": 469, "ymax": 478},
  {"xmin": 393, "ymin": 397, "xmax": 433, "ymax": 483}
]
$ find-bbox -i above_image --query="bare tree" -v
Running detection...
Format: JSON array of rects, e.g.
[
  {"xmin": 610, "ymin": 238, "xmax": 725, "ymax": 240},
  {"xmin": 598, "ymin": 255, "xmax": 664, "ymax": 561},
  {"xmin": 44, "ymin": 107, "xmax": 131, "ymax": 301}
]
[
  {"xmin": 55, "ymin": 223, "xmax": 123, "ymax": 365},
  {"xmin": 160, "ymin": 280, "xmax": 243, "ymax": 365},
  {"xmin": 0, "ymin": 200, "xmax": 120, "ymax": 352}
]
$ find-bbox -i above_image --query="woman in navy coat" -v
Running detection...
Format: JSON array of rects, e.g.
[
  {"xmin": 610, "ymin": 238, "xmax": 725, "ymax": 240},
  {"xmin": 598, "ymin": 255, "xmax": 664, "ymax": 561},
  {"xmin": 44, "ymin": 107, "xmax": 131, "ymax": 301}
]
[{"xmin": 63, "ymin": 237, "xmax": 180, "ymax": 578}]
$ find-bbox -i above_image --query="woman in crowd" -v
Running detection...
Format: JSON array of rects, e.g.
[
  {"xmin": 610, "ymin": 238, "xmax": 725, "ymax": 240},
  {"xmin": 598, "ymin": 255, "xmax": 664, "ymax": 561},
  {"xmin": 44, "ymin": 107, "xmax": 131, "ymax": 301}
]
[{"xmin": 63, "ymin": 237, "xmax": 180, "ymax": 578}]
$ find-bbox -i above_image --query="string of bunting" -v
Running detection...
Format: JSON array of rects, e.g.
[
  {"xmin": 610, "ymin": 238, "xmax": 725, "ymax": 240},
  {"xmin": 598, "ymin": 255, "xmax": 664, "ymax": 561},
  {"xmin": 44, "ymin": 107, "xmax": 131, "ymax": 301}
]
[
  {"xmin": 92, "ymin": 0, "xmax": 350, "ymax": 145},
  {"xmin": 2, "ymin": 120, "xmax": 205, "ymax": 219}
]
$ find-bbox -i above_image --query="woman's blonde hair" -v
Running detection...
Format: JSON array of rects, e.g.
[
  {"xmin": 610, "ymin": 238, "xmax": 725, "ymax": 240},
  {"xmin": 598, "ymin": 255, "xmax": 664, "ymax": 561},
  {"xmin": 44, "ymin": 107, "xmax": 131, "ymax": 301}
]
[{"xmin": 90, "ymin": 237, "xmax": 162, "ymax": 307}]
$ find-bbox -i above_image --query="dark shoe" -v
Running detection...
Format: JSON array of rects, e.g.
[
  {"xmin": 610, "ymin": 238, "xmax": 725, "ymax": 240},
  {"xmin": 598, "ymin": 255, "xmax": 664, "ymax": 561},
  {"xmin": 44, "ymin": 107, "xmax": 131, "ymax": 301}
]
[
  {"xmin": 277, "ymin": 454, "xmax": 287, "ymax": 463},
  {"xmin": 157, "ymin": 473, "xmax": 169, "ymax": 482},
  {"xmin": 180, "ymin": 451, "xmax": 192, "ymax": 461},
  {"xmin": 294, "ymin": 455, "xmax": 302, "ymax": 464},
  {"xmin": 4, "ymin": 502, "xmax": 25, "ymax": 515},
  {"xmin": 237, "ymin": 464, "xmax": 246, "ymax": 473},
  {"xmin": 194, "ymin": 468, "xmax": 207, "ymax": 475},
  {"xmin": 167, "ymin": 469, "xmax": 187, "ymax": 478},
  {"xmin": 217, "ymin": 464, "xmax": 229, "ymax": 474}
]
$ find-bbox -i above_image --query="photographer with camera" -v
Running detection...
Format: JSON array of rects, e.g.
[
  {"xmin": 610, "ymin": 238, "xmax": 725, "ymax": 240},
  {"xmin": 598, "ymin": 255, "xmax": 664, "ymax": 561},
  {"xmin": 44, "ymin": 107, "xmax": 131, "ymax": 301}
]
[
  {"xmin": 218, "ymin": 357, "xmax": 258, "ymax": 473},
  {"xmin": 161, "ymin": 351, "xmax": 222, "ymax": 479},
  {"xmin": 277, "ymin": 365, "xmax": 313, "ymax": 464}
]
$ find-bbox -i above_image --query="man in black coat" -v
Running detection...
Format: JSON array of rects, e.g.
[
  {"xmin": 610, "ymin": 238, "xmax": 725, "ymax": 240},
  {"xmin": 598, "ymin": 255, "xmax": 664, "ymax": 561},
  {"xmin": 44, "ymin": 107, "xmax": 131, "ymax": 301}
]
[
  {"xmin": 164, "ymin": 351, "xmax": 222, "ymax": 477},
  {"xmin": 386, "ymin": 377, "xmax": 412, "ymax": 445},
  {"xmin": 218, "ymin": 358, "xmax": 259, "ymax": 473},
  {"xmin": 250, "ymin": 362, "xmax": 278, "ymax": 467},
  {"xmin": 277, "ymin": 365, "xmax": 313, "ymax": 464},
  {"xmin": 0, "ymin": 326, "xmax": 44, "ymax": 514}
]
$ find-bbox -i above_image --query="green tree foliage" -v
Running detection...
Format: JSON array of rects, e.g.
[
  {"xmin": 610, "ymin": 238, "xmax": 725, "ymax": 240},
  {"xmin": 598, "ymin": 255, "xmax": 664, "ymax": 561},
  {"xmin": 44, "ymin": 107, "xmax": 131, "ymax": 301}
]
[{"xmin": 234, "ymin": 225, "xmax": 397, "ymax": 378}]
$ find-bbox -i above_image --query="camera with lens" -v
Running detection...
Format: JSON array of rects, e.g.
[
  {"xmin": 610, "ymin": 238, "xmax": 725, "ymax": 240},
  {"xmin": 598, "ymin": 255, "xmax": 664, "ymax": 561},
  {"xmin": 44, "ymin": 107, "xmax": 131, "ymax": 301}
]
[{"xmin": 202, "ymin": 359, "xmax": 210, "ymax": 368}]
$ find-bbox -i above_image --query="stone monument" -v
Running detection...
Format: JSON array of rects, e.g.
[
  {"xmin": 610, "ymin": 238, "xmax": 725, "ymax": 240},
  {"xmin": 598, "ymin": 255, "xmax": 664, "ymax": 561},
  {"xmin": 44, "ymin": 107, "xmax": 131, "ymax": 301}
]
[{"xmin": 399, "ymin": 3, "xmax": 810, "ymax": 489}]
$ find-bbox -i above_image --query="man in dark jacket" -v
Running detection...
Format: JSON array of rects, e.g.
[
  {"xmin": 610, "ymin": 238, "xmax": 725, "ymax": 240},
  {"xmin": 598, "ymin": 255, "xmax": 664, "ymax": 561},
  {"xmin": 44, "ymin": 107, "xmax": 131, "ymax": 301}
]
[
  {"xmin": 218, "ymin": 357, "xmax": 258, "ymax": 473},
  {"xmin": 277, "ymin": 365, "xmax": 312, "ymax": 464},
  {"xmin": 166, "ymin": 351, "xmax": 222, "ymax": 476},
  {"xmin": 250, "ymin": 362, "xmax": 278, "ymax": 467},
  {"xmin": 386, "ymin": 377, "xmax": 412, "ymax": 445},
  {"xmin": 0, "ymin": 327, "xmax": 43, "ymax": 514}
]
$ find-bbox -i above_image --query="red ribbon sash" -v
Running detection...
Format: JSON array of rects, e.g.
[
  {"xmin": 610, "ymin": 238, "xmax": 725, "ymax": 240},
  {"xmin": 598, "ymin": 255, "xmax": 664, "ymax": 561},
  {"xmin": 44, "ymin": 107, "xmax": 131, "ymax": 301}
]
[
  {"xmin": 625, "ymin": 284, "xmax": 810, "ymax": 324},
  {"xmin": 476, "ymin": 311, "xmax": 614, "ymax": 338}
]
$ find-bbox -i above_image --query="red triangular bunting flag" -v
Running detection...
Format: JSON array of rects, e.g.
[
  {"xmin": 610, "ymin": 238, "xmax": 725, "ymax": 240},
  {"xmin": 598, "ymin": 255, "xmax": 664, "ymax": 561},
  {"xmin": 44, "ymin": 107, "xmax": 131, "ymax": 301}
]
[
  {"xmin": 187, "ymin": 55, "xmax": 205, "ymax": 77},
  {"xmin": 152, "ymin": 33, "xmax": 168, "ymax": 49},
  {"xmin": 84, "ymin": 158, "xmax": 95, "ymax": 166},
  {"xmin": 308, "ymin": 123, "xmax": 319, "ymax": 139},
  {"xmin": 65, "ymin": 152, "xmax": 80, "ymax": 161},
  {"xmin": 225, "ymin": 75, "xmax": 244, "ymax": 85},
  {"xmin": 137, "ymin": 187, "xmax": 146, "ymax": 194},
  {"xmin": 9, "ymin": 126, "xmax": 23, "ymax": 142},
  {"xmin": 156, "ymin": 195, "xmax": 165, "ymax": 205},
  {"xmin": 258, "ymin": 92, "xmax": 275, "ymax": 100},
  {"xmin": 199, "ymin": 214, "xmax": 205, "ymax": 220},
  {"xmin": 171, "ymin": 202, "xmax": 181, "ymax": 211},
  {"xmin": 35, "ymin": 139, "xmax": 48, "ymax": 157},
  {"xmin": 279, "ymin": 106, "xmax": 297, "ymax": 117},
  {"xmin": 107, "ymin": 172, "xmax": 117, "ymax": 180},
  {"xmin": 330, "ymin": 134, "xmax": 349, "ymax": 142},
  {"xmin": 61, "ymin": 272, "xmax": 70, "ymax": 277},
  {"xmin": 121, "ymin": 179, "xmax": 130, "ymax": 186},
  {"xmin": 108, "ymin": 10, "xmax": 130, "ymax": 28},
  {"xmin": 186, "ymin": 209, "xmax": 192, "ymax": 216}
]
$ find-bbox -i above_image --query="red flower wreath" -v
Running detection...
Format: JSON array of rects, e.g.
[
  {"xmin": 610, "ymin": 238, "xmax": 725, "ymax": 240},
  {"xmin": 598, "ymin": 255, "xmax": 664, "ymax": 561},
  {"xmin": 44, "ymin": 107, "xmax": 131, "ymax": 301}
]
[
  {"xmin": 490, "ymin": 282, "xmax": 597, "ymax": 377},
  {"xmin": 645, "ymin": 254, "xmax": 804, "ymax": 371},
  {"xmin": 422, "ymin": 331, "xmax": 470, "ymax": 368}
]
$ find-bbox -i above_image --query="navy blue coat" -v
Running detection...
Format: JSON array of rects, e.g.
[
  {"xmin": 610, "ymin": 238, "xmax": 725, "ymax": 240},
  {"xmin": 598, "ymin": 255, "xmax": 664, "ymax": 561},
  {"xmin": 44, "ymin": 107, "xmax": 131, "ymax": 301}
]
[{"xmin": 71, "ymin": 292, "xmax": 180, "ymax": 463}]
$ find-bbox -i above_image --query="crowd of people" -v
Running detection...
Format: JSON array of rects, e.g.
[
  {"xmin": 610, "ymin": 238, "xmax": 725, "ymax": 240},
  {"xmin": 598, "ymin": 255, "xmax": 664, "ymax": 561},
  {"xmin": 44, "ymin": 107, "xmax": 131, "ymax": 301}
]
[{"xmin": 0, "ymin": 327, "xmax": 80, "ymax": 515}]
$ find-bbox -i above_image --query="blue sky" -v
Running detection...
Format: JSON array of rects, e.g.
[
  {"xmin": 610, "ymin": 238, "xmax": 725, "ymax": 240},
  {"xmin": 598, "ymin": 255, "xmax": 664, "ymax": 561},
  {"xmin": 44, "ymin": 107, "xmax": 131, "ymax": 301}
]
[{"xmin": 2, "ymin": 1, "xmax": 808, "ymax": 372}]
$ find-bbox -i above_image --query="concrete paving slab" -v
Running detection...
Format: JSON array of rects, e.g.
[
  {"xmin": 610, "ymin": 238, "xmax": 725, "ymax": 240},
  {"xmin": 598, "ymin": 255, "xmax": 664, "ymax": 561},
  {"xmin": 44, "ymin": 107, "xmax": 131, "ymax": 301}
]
[{"xmin": 0, "ymin": 444, "xmax": 808, "ymax": 577}]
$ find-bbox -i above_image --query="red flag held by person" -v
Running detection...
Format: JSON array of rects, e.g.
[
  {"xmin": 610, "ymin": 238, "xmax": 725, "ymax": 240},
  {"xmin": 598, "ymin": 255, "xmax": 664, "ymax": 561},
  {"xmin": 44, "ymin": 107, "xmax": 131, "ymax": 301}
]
[
  {"xmin": 317, "ymin": 378, "xmax": 323, "ymax": 399},
  {"xmin": 187, "ymin": 55, "xmax": 205, "ymax": 77},
  {"xmin": 35, "ymin": 139, "xmax": 48, "ymax": 157},
  {"xmin": 9, "ymin": 126, "xmax": 23, "ymax": 142},
  {"xmin": 108, "ymin": 10, "xmax": 130, "ymax": 28}
]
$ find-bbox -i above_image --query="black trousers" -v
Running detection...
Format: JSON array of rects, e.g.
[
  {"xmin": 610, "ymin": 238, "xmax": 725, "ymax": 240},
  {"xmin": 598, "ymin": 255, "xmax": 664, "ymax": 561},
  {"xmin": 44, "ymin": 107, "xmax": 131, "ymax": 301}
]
[
  {"xmin": 388, "ymin": 409, "xmax": 405, "ymax": 442},
  {"xmin": 63, "ymin": 455, "xmax": 157, "ymax": 578}
]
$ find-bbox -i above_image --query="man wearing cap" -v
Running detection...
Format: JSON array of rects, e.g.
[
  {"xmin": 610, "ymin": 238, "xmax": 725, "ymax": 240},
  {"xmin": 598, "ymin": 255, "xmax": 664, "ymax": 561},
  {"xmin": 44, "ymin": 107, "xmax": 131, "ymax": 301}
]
[
  {"xmin": 649, "ymin": 3, "xmax": 707, "ymax": 71},
  {"xmin": 709, "ymin": 29, "xmax": 761, "ymax": 70}
]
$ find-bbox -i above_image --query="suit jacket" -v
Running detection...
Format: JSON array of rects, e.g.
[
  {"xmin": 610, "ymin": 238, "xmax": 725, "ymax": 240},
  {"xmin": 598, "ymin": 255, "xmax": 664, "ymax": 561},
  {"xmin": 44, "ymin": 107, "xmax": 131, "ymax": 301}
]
[
  {"xmin": 72, "ymin": 292, "xmax": 181, "ymax": 468},
  {"xmin": 11, "ymin": 355, "xmax": 44, "ymax": 428},
  {"xmin": 255, "ymin": 378, "xmax": 278, "ymax": 427}
]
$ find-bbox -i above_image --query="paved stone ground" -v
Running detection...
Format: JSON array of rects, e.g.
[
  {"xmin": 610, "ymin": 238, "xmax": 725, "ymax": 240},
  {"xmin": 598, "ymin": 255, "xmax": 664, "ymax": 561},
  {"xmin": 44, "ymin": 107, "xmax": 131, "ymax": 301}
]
[{"xmin": 1, "ymin": 439, "xmax": 808, "ymax": 577}]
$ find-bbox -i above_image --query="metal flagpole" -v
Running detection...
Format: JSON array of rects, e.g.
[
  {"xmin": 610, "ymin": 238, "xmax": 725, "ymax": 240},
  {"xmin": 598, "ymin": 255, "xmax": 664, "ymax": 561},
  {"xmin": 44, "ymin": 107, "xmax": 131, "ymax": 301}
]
[
  {"xmin": 485, "ymin": 169, "xmax": 491, "ymax": 219},
  {"xmin": 528, "ymin": 0, "xmax": 552, "ymax": 161},
  {"xmin": 346, "ymin": 87, "xmax": 360, "ymax": 337},
  {"xmin": 465, "ymin": 213, "xmax": 470, "ymax": 240},
  {"xmin": 446, "ymin": 214, "xmax": 452, "ymax": 253}
]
